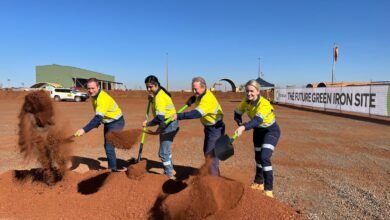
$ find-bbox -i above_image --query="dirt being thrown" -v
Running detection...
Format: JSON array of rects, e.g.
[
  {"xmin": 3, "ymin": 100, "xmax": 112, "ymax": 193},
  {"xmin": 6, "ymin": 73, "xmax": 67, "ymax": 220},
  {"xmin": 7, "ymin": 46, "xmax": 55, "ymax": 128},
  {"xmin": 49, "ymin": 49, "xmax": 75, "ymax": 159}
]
[
  {"xmin": 106, "ymin": 129, "xmax": 143, "ymax": 150},
  {"xmin": 17, "ymin": 91, "xmax": 72, "ymax": 185}
]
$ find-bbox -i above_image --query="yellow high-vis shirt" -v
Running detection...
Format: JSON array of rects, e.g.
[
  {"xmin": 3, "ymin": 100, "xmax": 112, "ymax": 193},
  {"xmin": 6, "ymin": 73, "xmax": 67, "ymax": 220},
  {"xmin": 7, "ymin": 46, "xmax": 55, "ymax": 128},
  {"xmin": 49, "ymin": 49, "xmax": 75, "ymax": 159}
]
[
  {"xmin": 92, "ymin": 90, "xmax": 123, "ymax": 123},
  {"xmin": 235, "ymin": 96, "xmax": 276, "ymax": 128},
  {"xmin": 152, "ymin": 89, "xmax": 176, "ymax": 120},
  {"xmin": 195, "ymin": 89, "xmax": 224, "ymax": 126}
]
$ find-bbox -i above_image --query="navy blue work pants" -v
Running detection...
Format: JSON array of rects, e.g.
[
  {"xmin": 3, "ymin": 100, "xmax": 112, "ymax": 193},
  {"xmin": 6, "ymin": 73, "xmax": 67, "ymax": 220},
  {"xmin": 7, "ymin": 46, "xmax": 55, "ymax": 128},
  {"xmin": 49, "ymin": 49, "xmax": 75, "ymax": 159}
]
[
  {"xmin": 203, "ymin": 121, "xmax": 225, "ymax": 176},
  {"xmin": 104, "ymin": 116, "xmax": 125, "ymax": 171},
  {"xmin": 253, "ymin": 122, "xmax": 280, "ymax": 190}
]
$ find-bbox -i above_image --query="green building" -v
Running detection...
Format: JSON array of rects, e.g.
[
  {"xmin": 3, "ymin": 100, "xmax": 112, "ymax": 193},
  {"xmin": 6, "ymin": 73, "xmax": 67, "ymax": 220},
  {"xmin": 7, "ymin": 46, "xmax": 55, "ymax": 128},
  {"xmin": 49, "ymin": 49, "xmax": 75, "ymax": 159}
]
[{"xmin": 35, "ymin": 64, "xmax": 122, "ymax": 90}]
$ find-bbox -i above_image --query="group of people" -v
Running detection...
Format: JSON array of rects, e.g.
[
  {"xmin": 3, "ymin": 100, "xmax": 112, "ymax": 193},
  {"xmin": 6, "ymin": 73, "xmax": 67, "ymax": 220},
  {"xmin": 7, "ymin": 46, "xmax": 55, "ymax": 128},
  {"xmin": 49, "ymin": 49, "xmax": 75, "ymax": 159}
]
[{"xmin": 74, "ymin": 76, "xmax": 280, "ymax": 198}]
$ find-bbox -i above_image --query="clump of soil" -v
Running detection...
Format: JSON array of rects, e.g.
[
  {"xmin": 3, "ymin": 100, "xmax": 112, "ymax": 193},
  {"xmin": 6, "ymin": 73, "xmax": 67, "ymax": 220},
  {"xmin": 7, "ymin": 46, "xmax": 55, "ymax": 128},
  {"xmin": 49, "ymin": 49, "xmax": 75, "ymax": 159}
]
[
  {"xmin": 150, "ymin": 158, "xmax": 300, "ymax": 219},
  {"xmin": 152, "ymin": 157, "xmax": 243, "ymax": 219},
  {"xmin": 17, "ymin": 91, "xmax": 72, "ymax": 185},
  {"xmin": 126, "ymin": 160, "xmax": 147, "ymax": 180},
  {"xmin": 106, "ymin": 129, "xmax": 143, "ymax": 149},
  {"xmin": 159, "ymin": 175, "xmax": 244, "ymax": 219}
]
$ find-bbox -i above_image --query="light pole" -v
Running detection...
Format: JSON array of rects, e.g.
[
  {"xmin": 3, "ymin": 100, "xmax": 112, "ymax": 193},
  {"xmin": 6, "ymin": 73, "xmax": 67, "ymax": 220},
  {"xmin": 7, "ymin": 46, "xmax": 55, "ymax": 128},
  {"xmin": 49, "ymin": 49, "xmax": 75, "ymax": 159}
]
[{"xmin": 258, "ymin": 58, "xmax": 261, "ymax": 78}]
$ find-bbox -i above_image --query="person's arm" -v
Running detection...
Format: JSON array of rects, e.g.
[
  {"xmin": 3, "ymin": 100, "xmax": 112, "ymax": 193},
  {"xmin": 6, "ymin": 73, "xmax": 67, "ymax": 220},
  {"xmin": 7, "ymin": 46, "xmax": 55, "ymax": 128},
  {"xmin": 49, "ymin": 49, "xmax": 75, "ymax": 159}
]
[
  {"xmin": 83, "ymin": 115, "xmax": 103, "ymax": 133},
  {"xmin": 177, "ymin": 110, "xmax": 202, "ymax": 120},
  {"xmin": 147, "ymin": 115, "xmax": 165, "ymax": 126},
  {"xmin": 244, "ymin": 116, "xmax": 263, "ymax": 130}
]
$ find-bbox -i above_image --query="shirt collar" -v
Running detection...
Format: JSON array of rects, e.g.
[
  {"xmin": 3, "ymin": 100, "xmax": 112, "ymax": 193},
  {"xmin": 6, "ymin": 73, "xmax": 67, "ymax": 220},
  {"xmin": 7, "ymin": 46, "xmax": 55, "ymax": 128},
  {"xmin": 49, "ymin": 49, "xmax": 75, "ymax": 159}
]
[
  {"xmin": 197, "ymin": 88, "xmax": 207, "ymax": 101},
  {"xmin": 155, "ymin": 87, "xmax": 161, "ymax": 95},
  {"xmin": 92, "ymin": 88, "xmax": 101, "ymax": 99},
  {"xmin": 246, "ymin": 96, "xmax": 260, "ymax": 106},
  {"xmin": 152, "ymin": 87, "xmax": 161, "ymax": 99}
]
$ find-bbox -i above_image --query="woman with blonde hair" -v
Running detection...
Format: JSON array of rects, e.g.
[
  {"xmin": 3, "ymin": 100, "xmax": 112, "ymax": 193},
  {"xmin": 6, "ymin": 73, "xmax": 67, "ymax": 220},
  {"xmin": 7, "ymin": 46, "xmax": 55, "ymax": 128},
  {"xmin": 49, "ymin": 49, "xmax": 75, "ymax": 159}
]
[{"xmin": 234, "ymin": 79, "xmax": 281, "ymax": 198}]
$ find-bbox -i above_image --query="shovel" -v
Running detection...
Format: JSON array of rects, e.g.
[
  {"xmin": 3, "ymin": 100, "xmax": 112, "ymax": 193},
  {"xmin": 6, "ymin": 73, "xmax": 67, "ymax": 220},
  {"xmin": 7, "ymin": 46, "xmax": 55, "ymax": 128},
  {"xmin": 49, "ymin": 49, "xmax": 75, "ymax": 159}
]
[
  {"xmin": 135, "ymin": 96, "xmax": 152, "ymax": 163},
  {"xmin": 214, "ymin": 132, "xmax": 238, "ymax": 161}
]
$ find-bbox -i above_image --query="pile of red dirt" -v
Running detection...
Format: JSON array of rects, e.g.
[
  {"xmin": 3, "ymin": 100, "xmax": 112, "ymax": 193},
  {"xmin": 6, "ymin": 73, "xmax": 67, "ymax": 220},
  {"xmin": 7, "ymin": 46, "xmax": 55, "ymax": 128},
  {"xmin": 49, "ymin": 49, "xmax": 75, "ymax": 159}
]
[
  {"xmin": 151, "ymin": 158, "xmax": 300, "ymax": 219},
  {"xmin": 0, "ymin": 163, "xmax": 300, "ymax": 219},
  {"xmin": 157, "ymin": 175, "xmax": 244, "ymax": 219},
  {"xmin": 106, "ymin": 129, "xmax": 143, "ymax": 150},
  {"xmin": 17, "ymin": 91, "xmax": 73, "ymax": 185},
  {"xmin": 126, "ymin": 160, "xmax": 148, "ymax": 180}
]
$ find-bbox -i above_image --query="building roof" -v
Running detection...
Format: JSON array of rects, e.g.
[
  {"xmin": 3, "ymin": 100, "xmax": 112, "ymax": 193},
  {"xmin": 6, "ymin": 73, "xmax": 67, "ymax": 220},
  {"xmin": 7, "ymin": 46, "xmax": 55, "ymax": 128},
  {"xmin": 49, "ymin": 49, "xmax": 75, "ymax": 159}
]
[
  {"xmin": 256, "ymin": 77, "xmax": 275, "ymax": 88},
  {"xmin": 30, "ymin": 82, "xmax": 63, "ymax": 88}
]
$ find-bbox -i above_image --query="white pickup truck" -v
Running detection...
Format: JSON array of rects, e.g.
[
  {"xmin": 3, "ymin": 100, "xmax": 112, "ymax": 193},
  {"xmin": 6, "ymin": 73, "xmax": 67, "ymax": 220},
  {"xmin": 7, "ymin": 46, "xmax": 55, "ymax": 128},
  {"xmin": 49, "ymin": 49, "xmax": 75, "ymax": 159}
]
[{"xmin": 47, "ymin": 88, "xmax": 89, "ymax": 102}]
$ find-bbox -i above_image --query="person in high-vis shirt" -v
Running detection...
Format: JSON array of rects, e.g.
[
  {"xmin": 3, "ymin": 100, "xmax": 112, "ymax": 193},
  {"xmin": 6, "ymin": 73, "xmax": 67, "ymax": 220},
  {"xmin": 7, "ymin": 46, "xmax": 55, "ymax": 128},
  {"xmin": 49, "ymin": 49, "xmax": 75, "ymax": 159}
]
[
  {"xmin": 75, "ymin": 78, "xmax": 124, "ymax": 172},
  {"xmin": 172, "ymin": 77, "xmax": 224, "ymax": 176},
  {"xmin": 142, "ymin": 75, "xmax": 179, "ymax": 179},
  {"xmin": 234, "ymin": 79, "xmax": 281, "ymax": 198}
]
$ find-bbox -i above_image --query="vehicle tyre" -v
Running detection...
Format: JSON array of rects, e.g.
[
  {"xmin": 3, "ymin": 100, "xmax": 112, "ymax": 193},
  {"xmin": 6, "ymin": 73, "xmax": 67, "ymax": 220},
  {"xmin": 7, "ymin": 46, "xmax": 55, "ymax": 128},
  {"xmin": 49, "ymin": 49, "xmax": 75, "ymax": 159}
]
[
  {"xmin": 74, "ymin": 96, "xmax": 81, "ymax": 102},
  {"xmin": 54, "ymin": 96, "xmax": 61, "ymax": 102}
]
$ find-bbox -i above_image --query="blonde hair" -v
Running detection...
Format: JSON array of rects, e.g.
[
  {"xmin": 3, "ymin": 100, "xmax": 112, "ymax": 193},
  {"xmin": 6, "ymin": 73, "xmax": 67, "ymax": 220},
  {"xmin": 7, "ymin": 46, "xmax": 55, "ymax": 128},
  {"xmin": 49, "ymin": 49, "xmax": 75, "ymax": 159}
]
[{"xmin": 245, "ymin": 80, "xmax": 261, "ymax": 91}]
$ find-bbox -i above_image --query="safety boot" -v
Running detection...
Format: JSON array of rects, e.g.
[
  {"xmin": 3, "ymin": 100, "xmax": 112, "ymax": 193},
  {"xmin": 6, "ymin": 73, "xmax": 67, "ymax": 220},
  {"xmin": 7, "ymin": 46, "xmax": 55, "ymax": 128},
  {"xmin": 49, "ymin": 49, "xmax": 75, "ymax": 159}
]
[
  {"xmin": 264, "ymin": 190, "xmax": 274, "ymax": 198},
  {"xmin": 250, "ymin": 183, "xmax": 264, "ymax": 191},
  {"xmin": 168, "ymin": 169, "xmax": 177, "ymax": 180}
]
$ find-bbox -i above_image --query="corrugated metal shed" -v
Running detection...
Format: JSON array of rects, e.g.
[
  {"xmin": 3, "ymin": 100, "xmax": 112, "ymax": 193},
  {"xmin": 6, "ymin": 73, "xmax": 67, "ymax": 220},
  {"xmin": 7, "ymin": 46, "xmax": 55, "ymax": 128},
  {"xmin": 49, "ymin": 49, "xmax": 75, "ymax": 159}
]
[{"xmin": 36, "ymin": 64, "xmax": 121, "ymax": 90}]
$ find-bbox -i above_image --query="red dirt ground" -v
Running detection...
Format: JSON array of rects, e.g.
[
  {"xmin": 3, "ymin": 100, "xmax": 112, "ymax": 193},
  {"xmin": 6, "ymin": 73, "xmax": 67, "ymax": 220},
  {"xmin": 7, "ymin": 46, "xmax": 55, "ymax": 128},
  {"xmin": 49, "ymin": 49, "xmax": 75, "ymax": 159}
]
[{"xmin": 0, "ymin": 90, "xmax": 389, "ymax": 219}]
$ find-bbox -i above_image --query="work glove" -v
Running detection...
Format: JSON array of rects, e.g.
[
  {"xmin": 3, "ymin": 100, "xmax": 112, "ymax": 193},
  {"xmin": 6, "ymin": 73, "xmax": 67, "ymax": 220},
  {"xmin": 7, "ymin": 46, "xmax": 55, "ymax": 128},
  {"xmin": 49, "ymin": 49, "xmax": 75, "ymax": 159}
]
[
  {"xmin": 234, "ymin": 112, "xmax": 242, "ymax": 126},
  {"xmin": 186, "ymin": 96, "xmax": 197, "ymax": 107}
]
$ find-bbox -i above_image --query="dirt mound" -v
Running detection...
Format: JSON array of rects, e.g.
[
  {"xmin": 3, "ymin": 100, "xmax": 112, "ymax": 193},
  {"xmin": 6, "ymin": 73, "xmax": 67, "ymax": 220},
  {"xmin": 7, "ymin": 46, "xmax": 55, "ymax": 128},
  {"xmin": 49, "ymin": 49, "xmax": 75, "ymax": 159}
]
[
  {"xmin": 17, "ymin": 91, "xmax": 72, "ymax": 185},
  {"xmin": 106, "ymin": 129, "xmax": 143, "ymax": 150},
  {"xmin": 126, "ymin": 160, "xmax": 147, "ymax": 180},
  {"xmin": 158, "ymin": 175, "xmax": 244, "ymax": 219},
  {"xmin": 150, "ymin": 158, "xmax": 299, "ymax": 219},
  {"xmin": 0, "ymin": 165, "xmax": 299, "ymax": 219}
]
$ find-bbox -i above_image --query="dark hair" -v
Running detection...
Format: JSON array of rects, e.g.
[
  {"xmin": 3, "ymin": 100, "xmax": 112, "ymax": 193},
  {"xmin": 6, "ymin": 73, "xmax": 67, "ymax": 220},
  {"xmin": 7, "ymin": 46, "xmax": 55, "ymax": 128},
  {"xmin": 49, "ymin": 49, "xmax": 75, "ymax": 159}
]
[
  {"xmin": 87, "ymin": 78, "xmax": 100, "ymax": 87},
  {"xmin": 144, "ymin": 75, "xmax": 171, "ymax": 97}
]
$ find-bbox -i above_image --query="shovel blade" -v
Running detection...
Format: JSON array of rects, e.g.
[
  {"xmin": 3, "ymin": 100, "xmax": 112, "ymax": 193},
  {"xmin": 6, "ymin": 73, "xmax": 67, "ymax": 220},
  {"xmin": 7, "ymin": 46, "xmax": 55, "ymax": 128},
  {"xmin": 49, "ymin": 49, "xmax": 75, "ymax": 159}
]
[{"xmin": 214, "ymin": 134, "xmax": 234, "ymax": 161}]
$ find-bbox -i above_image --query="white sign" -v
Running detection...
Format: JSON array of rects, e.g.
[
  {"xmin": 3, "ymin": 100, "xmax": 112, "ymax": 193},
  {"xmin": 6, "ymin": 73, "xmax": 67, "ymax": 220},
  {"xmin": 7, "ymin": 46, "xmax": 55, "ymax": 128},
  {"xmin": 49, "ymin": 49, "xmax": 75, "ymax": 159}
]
[{"xmin": 274, "ymin": 85, "xmax": 389, "ymax": 117}]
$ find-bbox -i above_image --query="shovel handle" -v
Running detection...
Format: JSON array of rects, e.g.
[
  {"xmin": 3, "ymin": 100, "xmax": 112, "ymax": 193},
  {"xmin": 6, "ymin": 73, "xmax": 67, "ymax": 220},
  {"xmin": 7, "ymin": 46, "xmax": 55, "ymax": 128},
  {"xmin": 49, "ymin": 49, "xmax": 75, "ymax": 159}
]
[
  {"xmin": 231, "ymin": 132, "xmax": 238, "ymax": 141},
  {"xmin": 163, "ymin": 104, "xmax": 189, "ymax": 124},
  {"xmin": 141, "ymin": 99, "xmax": 152, "ymax": 143}
]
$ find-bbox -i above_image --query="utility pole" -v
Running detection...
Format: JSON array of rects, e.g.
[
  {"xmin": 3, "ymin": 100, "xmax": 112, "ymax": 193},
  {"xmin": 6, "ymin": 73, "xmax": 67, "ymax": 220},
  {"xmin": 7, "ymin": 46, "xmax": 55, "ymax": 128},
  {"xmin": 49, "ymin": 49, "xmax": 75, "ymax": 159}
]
[
  {"xmin": 332, "ymin": 43, "xmax": 338, "ymax": 84},
  {"xmin": 166, "ymin": 52, "xmax": 169, "ymax": 90}
]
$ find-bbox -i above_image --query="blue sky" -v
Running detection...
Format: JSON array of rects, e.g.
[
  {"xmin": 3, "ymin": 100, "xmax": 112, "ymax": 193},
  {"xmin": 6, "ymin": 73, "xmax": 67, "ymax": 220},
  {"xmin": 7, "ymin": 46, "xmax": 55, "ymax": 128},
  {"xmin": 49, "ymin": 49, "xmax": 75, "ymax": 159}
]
[{"xmin": 0, "ymin": 0, "xmax": 389, "ymax": 90}]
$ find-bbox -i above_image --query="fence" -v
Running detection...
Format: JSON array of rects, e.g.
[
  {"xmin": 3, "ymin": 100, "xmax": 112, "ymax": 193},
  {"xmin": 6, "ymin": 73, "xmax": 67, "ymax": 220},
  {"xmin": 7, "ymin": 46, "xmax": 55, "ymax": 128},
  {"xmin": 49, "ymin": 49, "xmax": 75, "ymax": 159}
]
[{"xmin": 274, "ymin": 85, "xmax": 390, "ymax": 117}]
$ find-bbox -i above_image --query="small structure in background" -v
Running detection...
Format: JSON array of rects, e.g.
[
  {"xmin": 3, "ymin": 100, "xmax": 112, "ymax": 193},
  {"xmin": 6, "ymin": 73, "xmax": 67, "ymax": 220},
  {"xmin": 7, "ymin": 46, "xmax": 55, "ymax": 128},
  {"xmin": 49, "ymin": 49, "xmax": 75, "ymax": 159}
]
[
  {"xmin": 256, "ymin": 77, "xmax": 275, "ymax": 101},
  {"xmin": 211, "ymin": 78, "xmax": 239, "ymax": 92}
]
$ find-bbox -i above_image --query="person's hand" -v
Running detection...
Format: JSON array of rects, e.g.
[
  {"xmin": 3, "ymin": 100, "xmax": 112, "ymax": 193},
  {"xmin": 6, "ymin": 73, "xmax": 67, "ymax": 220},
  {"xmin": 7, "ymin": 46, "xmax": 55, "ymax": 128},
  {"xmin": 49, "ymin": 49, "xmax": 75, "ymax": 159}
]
[
  {"xmin": 142, "ymin": 120, "xmax": 148, "ymax": 127},
  {"xmin": 171, "ymin": 113, "xmax": 178, "ymax": 121},
  {"xmin": 234, "ymin": 126, "xmax": 246, "ymax": 137},
  {"xmin": 74, "ymin": 129, "xmax": 85, "ymax": 137},
  {"xmin": 234, "ymin": 117, "xmax": 242, "ymax": 126}
]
